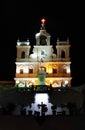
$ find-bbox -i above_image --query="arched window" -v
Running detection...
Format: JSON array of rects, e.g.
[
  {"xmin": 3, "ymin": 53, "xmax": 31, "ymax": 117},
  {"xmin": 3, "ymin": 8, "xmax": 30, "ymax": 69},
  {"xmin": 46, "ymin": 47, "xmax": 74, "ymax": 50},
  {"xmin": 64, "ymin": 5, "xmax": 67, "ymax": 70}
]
[
  {"xmin": 53, "ymin": 68, "xmax": 57, "ymax": 73},
  {"xmin": 63, "ymin": 68, "xmax": 66, "ymax": 73},
  {"xmin": 61, "ymin": 50, "xmax": 65, "ymax": 58},
  {"xmin": 20, "ymin": 69, "xmax": 23, "ymax": 74},
  {"xmin": 21, "ymin": 51, "xmax": 25, "ymax": 58},
  {"xmin": 40, "ymin": 35, "xmax": 47, "ymax": 45},
  {"xmin": 29, "ymin": 69, "xmax": 33, "ymax": 73},
  {"xmin": 56, "ymin": 48, "xmax": 57, "ymax": 55}
]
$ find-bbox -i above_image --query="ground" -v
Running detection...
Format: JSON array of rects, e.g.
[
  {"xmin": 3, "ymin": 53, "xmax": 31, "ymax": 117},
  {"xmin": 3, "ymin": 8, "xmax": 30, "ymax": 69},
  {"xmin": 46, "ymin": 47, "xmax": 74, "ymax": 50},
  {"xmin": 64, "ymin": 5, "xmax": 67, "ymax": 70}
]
[
  {"xmin": 0, "ymin": 85, "xmax": 84, "ymax": 108},
  {"xmin": 0, "ymin": 85, "xmax": 85, "ymax": 129},
  {"xmin": 0, "ymin": 115, "xmax": 85, "ymax": 130}
]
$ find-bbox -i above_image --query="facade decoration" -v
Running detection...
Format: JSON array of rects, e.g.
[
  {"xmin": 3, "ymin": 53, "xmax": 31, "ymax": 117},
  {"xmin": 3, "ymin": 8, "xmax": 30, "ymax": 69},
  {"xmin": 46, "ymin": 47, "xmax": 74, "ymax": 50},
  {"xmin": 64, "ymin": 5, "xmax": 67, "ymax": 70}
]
[{"xmin": 14, "ymin": 19, "xmax": 72, "ymax": 89}]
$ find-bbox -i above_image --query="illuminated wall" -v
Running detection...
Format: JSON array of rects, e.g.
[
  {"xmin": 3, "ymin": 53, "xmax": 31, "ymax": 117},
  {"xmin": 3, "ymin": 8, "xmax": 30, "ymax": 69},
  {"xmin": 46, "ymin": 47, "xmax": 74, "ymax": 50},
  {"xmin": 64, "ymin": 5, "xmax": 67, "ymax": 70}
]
[{"xmin": 14, "ymin": 19, "xmax": 72, "ymax": 88}]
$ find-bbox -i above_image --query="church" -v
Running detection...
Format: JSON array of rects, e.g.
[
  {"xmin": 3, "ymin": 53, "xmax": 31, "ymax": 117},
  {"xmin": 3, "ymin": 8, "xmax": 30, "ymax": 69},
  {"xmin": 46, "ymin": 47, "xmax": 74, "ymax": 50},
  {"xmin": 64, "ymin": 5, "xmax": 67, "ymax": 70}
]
[{"xmin": 14, "ymin": 19, "xmax": 72, "ymax": 89}]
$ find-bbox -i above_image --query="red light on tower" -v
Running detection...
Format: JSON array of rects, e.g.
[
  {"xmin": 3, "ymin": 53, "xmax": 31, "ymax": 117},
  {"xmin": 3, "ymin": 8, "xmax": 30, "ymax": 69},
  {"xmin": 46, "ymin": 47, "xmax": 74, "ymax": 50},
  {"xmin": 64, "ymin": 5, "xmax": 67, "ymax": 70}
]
[{"xmin": 41, "ymin": 18, "xmax": 46, "ymax": 25}]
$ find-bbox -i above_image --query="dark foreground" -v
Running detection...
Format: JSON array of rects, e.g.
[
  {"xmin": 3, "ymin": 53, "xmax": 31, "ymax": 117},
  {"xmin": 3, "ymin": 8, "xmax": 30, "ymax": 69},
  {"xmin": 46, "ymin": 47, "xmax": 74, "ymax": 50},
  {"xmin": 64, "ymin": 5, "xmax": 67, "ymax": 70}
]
[{"xmin": 0, "ymin": 115, "xmax": 85, "ymax": 130}]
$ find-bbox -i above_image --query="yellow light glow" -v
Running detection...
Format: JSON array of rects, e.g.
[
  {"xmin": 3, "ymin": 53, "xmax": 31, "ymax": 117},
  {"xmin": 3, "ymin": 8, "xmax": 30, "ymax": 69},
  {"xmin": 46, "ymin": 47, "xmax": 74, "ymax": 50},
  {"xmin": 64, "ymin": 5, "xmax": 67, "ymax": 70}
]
[
  {"xmin": 65, "ymin": 80, "xmax": 68, "ymax": 84},
  {"xmin": 50, "ymin": 80, "xmax": 53, "ymax": 83},
  {"xmin": 52, "ymin": 83, "xmax": 58, "ymax": 87},
  {"xmin": 48, "ymin": 68, "xmax": 52, "ymax": 73},
  {"xmin": 46, "ymin": 67, "xmax": 52, "ymax": 73}
]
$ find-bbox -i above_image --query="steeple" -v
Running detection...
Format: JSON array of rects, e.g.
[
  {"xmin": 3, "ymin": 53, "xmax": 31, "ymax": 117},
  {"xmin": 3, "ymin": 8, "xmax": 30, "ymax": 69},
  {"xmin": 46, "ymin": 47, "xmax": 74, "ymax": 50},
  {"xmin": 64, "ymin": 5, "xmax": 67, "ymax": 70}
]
[{"xmin": 35, "ymin": 18, "xmax": 51, "ymax": 45}]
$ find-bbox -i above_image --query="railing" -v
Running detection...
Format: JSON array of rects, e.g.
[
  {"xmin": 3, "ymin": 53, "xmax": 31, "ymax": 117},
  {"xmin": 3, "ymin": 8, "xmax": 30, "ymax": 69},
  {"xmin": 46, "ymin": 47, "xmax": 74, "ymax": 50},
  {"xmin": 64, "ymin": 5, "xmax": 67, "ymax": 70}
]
[
  {"xmin": 16, "ymin": 73, "xmax": 38, "ymax": 78},
  {"xmin": 16, "ymin": 73, "xmax": 71, "ymax": 78},
  {"xmin": 16, "ymin": 58, "xmax": 70, "ymax": 62},
  {"xmin": 46, "ymin": 73, "xmax": 71, "ymax": 77}
]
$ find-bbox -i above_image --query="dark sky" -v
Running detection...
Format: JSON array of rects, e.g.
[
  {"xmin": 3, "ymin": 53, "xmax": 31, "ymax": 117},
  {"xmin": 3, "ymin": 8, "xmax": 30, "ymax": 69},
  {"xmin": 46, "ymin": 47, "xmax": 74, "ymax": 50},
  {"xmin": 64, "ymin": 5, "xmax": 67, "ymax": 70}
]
[{"xmin": 1, "ymin": 1, "xmax": 85, "ymax": 86}]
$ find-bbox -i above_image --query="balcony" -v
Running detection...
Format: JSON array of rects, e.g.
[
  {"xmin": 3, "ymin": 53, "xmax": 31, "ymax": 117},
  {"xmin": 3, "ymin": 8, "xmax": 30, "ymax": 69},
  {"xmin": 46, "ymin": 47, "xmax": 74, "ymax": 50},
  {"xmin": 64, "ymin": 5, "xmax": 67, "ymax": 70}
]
[
  {"xmin": 16, "ymin": 73, "xmax": 37, "ymax": 78},
  {"xmin": 16, "ymin": 73, "xmax": 71, "ymax": 78},
  {"xmin": 46, "ymin": 73, "xmax": 71, "ymax": 77}
]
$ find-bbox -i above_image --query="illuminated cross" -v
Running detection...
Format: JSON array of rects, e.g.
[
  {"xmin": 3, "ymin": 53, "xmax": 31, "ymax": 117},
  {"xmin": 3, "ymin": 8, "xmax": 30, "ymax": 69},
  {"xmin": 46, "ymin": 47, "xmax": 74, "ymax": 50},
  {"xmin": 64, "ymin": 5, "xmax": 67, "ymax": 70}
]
[{"xmin": 41, "ymin": 18, "xmax": 46, "ymax": 24}]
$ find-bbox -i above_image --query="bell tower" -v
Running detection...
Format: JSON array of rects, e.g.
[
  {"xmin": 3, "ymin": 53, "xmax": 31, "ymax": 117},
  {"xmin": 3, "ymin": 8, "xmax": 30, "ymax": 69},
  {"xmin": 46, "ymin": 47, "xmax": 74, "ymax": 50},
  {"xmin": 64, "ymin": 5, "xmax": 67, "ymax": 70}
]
[
  {"xmin": 35, "ymin": 18, "xmax": 51, "ymax": 46},
  {"xmin": 56, "ymin": 38, "xmax": 70, "ymax": 60}
]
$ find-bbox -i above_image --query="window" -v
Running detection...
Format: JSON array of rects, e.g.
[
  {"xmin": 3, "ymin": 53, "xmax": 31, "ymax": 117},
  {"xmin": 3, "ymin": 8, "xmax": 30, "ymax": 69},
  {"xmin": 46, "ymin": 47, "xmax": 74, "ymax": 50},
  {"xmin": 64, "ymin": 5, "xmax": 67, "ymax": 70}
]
[
  {"xmin": 63, "ymin": 68, "xmax": 66, "ymax": 73},
  {"xmin": 29, "ymin": 69, "xmax": 33, "ymax": 73},
  {"xmin": 53, "ymin": 68, "xmax": 57, "ymax": 73},
  {"xmin": 20, "ymin": 69, "xmax": 23, "ymax": 74},
  {"xmin": 61, "ymin": 50, "xmax": 65, "ymax": 58},
  {"xmin": 21, "ymin": 51, "xmax": 25, "ymax": 58},
  {"xmin": 41, "ymin": 50, "xmax": 45, "ymax": 55},
  {"xmin": 40, "ymin": 35, "xmax": 47, "ymax": 45}
]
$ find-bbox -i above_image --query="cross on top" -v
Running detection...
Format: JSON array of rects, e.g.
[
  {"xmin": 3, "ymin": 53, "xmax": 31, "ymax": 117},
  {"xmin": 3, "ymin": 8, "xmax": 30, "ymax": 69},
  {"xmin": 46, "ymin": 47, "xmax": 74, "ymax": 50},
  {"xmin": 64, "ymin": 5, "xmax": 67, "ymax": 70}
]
[{"xmin": 41, "ymin": 18, "xmax": 46, "ymax": 24}]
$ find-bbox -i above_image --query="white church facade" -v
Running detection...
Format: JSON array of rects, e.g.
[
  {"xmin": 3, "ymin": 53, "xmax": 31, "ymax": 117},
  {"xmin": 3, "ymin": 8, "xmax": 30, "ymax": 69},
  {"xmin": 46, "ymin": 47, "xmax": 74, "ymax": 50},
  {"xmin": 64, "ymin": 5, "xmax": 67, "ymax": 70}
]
[{"xmin": 14, "ymin": 19, "xmax": 72, "ymax": 89}]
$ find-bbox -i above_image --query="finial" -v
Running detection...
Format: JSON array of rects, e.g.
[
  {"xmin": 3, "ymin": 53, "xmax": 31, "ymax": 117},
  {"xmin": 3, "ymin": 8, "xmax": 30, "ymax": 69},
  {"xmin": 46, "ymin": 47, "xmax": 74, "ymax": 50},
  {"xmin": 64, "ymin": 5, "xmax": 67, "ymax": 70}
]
[
  {"xmin": 57, "ymin": 38, "xmax": 59, "ymax": 42},
  {"xmin": 17, "ymin": 38, "xmax": 19, "ymax": 42},
  {"xmin": 27, "ymin": 38, "xmax": 29, "ymax": 42},
  {"xmin": 57, "ymin": 38, "xmax": 59, "ymax": 44},
  {"xmin": 67, "ymin": 37, "xmax": 69, "ymax": 44},
  {"xmin": 67, "ymin": 37, "xmax": 69, "ymax": 41},
  {"xmin": 41, "ymin": 18, "xmax": 46, "ymax": 30},
  {"xmin": 27, "ymin": 38, "xmax": 30, "ymax": 45},
  {"xmin": 41, "ymin": 18, "xmax": 46, "ymax": 25}
]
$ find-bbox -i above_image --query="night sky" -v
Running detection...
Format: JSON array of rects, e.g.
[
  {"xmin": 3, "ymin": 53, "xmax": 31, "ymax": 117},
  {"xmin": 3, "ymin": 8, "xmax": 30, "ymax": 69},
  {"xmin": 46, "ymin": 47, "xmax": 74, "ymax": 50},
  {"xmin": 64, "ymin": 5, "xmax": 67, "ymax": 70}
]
[{"xmin": 1, "ymin": 1, "xmax": 85, "ymax": 86}]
